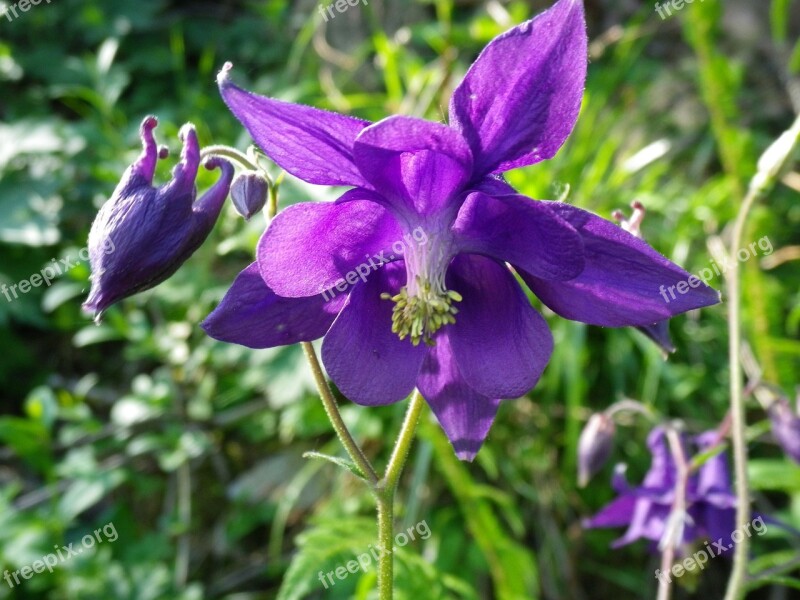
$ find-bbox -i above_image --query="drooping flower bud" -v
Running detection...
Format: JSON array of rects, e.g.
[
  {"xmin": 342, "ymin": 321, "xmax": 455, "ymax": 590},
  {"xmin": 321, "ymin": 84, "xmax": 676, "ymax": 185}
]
[
  {"xmin": 83, "ymin": 117, "xmax": 234, "ymax": 319},
  {"xmin": 768, "ymin": 397, "xmax": 800, "ymax": 464},
  {"xmin": 230, "ymin": 170, "xmax": 269, "ymax": 220},
  {"xmin": 577, "ymin": 412, "xmax": 616, "ymax": 487}
]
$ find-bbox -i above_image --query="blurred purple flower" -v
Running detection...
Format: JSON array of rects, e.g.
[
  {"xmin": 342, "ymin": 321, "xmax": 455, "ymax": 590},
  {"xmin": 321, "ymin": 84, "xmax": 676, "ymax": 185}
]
[
  {"xmin": 84, "ymin": 117, "xmax": 234, "ymax": 318},
  {"xmin": 768, "ymin": 397, "xmax": 800, "ymax": 463},
  {"xmin": 585, "ymin": 427, "xmax": 736, "ymax": 551},
  {"xmin": 203, "ymin": 0, "xmax": 719, "ymax": 460}
]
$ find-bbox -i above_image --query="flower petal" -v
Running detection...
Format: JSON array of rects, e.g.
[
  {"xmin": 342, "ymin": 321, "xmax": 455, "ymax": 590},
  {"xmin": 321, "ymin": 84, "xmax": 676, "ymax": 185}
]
[
  {"xmin": 201, "ymin": 263, "xmax": 343, "ymax": 348},
  {"xmin": 258, "ymin": 193, "xmax": 404, "ymax": 298},
  {"xmin": 521, "ymin": 203, "xmax": 721, "ymax": 327},
  {"xmin": 321, "ymin": 262, "xmax": 426, "ymax": 405},
  {"xmin": 447, "ymin": 255, "xmax": 553, "ymax": 398},
  {"xmin": 449, "ymin": 0, "xmax": 587, "ymax": 176},
  {"xmin": 584, "ymin": 495, "xmax": 638, "ymax": 529},
  {"xmin": 353, "ymin": 115, "xmax": 473, "ymax": 220},
  {"xmin": 84, "ymin": 123, "xmax": 232, "ymax": 318},
  {"xmin": 218, "ymin": 64, "xmax": 370, "ymax": 187},
  {"xmin": 636, "ymin": 320, "xmax": 676, "ymax": 355},
  {"xmin": 417, "ymin": 332, "xmax": 501, "ymax": 461},
  {"xmin": 453, "ymin": 192, "xmax": 584, "ymax": 281},
  {"xmin": 612, "ymin": 501, "xmax": 668, "ymax": 547}
]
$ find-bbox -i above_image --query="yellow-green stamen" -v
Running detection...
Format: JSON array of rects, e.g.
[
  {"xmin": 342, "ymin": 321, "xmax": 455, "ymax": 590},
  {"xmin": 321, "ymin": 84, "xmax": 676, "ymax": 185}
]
[{"xmin": 381, "ymin": 277, "xmax": 462, "ymax": 346}]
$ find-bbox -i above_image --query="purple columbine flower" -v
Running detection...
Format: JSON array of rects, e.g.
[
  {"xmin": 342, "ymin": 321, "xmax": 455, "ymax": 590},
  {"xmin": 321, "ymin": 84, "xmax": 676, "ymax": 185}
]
[
  {"xmin": 84, "ymin": 117, "xmax": 234, "ymax": 319},
  {"xmin": 768, "ymin": 396, "xmax": 800, "ymax": 463},
  {"xmin": 203, "ymin": 0, "xmax": 719, "ymax": 460},
  {"xmin": 584, "ymin": 428, "xmax": 735, "ymax": 551}
]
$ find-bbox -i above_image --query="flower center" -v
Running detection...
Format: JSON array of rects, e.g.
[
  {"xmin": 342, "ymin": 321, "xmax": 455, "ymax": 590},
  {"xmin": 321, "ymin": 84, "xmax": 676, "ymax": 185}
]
[{"xmin": 381, "ymin": 234, "xmax": 461, "ymax": 346}]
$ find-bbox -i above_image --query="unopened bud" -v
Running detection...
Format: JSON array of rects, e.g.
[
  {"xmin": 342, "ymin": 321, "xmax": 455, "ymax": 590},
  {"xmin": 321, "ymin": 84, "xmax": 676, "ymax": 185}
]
[
  {"xmin": 578, "ymin": 412, "xmax": 616, "ymax": 487},
  {"xmin": 230, "ymin": 170, "xmax": 269, "ymax": 220},
  {"xmin": 750, "ymin": 117, "xmax": 800, "ymax": 195}
]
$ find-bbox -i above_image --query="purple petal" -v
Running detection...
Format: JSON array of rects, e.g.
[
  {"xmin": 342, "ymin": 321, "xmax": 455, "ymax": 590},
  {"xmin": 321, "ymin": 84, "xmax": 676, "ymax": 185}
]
[
  {"xmin": 636, "ymin": 320, "xmax": 676, "ymax": 355},
  {"xmin": 642, "ymin": 427, "xmax": 678, "ymax": 492},
  {"xmin": 449, "ymin": 0, "xmax": 587, "ymax": 176},
  {"xmin": 694, "ymin": 431, "xmax": 736, "ymax": 509},
  {"xmin": 584, "ymin": 495, "xmax": 638, "ymax": 529},
  {"xmin": 613, "ymin": 501, "xmax": 669, "ymax": 547},
  {"xmin": 453, "ymin": 192, "xmax": 584, "ymax": 281},
  {"xmin": 417, "ymin": 332, "xmax": 501, "ymax": 461},
  {"xmin": 258, "ymin": 193, "xmax": 403, "ymax": 298},
  {"xmin": 201, "ymin": 263, "xmax": 344, "ymax": 348},
  {"xmin": 700, "ymin": 506, "xmax": 736, "ymax": 545},
  {"xmin": 321, "ymin": 262, "xmax": 426, "ymax": 405},
  {"xmin": 353, "ymin": 115, "xmax": 473, "ymax": 220},
  {"xmin": 128, "ymin": 116, "xmax": 159, "ymax": 184},
  {"xmin": 521, "ymin": 203, "xmax": 721, "ymax": 327},
  {"xmin": 447, "ymin": 255, "xmax": 553, "ymax": 398},
  {"xmin": 218, "ymin": 63, "xmax": 370, "ymax": 187},
  {"xmin": 193, "ymin": 156, "xmax": 235, "ymax": 227},
  {"xmin": 84, "ymin": 122, "xmax": 232, "ymax": 318}
]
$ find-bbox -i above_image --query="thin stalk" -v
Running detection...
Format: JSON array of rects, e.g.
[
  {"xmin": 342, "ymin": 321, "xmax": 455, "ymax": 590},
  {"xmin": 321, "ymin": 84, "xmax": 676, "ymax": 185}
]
[
  {"xmin": 383, "ymin": 391, "xmax": 426, "ymax": 492},
  {"xmin": 657, "ymin": 427, "xmax": 690, "ymax": 600},
  {"xmin": 723, "ymin": 114, "xmax": 800, "ymax": 600},
  {"xmin": 300, "ymin": 341, "xmax": 379, "ymax": 484},
  {"xmin": 200, "ymin": 145, "xmax": 260, "ymax": 172},
  {"xmin": 376, "ymin": 390, "xmax": 426, "ymax": 600},
  {"xmin": 722, "ymin": 190, "xmax": 755, "ymax": 600}
]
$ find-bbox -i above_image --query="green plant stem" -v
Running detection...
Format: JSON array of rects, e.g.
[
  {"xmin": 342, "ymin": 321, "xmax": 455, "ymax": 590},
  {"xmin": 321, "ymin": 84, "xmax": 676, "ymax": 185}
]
[
  {"xmin": 723, "ymin": 189, "xmax": 757, "ymax": 600},
  {"xmin": 200, "ymin": 145, "xmax": 260, "ymax": 172},
  {"xmin": 723, "ymin": 114, "xmax": 800, "ymax": 600},
  {"xmin": 300, "ymin": 341, "xmax": 379, "ymax": 484},
  {"xmin": 376, "ymin": 390, "xmax": 426, "ymax": 600}
]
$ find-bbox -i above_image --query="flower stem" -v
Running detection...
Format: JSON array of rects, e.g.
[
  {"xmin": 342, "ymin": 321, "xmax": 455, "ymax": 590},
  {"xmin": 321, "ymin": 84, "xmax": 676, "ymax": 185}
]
[
  {"xmin": 376, "ymin": 390, "xmax": 426, "ymax": 600},
  {"xmin": 300, "ymin": 341, "xmax": 379, "ymax": 484},
  {"xmin": 723, "ymin": 114, "xmax": 800, "ymax": 600},
  {"xmin": 657, "ymin": 426, "xmax": 690, "ymax": 600},
  {"xmin": 200, "ymin": 144, "xmax": 260, "ymax": 172}
]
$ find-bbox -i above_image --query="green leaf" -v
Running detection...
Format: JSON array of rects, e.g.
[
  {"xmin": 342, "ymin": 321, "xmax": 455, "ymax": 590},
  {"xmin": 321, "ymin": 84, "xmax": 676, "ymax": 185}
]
[
  {"xmin": 276, "ymin": 517, "xmax": 376, "ymax": 600},
  {"xmin": 748, "ymin": 459, "xmax": 800, "ymax": 492},
  {"xmin": 302, "ymin": 451, "xmax": 366, "ymax": 480},
  {"xmin": 423, "ymin": 420, "xmax": 540, "ymax": 600}
]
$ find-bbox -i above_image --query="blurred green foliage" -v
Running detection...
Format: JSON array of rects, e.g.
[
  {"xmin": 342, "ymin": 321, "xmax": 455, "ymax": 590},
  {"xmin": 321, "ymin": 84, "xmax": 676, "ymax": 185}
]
[{"xmin": 1, "ymin": 0, "xmax": 799, "ymax": 598}]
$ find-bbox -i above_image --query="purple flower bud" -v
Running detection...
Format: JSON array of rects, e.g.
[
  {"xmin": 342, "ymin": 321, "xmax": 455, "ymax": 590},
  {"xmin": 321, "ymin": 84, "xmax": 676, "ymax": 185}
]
[
  {"xmin": 83, "ymin": 116, "xmax": 234, "ymax": 319},
  {"xmin": 230, "ymin": 170, "xmax": 269, "ymax": 220},
  {"xmin": 768, "ymin": 397, "xmax": 800, "ymax": 463},
  {"xmin": 577, "ymin": 412, "xmax": 616, "ymax": 487}
]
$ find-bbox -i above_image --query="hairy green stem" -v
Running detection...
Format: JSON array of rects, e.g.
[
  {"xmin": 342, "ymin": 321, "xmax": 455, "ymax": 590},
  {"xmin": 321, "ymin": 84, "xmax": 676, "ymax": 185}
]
[
  {"xmin": 301, "ymin": 342, "xmax": 379, "ymax": 484},
  {"xmin": 376, "ymin": 390, "xmax": 426, "ymax": 600},
  {"xmin": 723, "ymin": 114, "xmax": 800, "ymax": 600}
]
